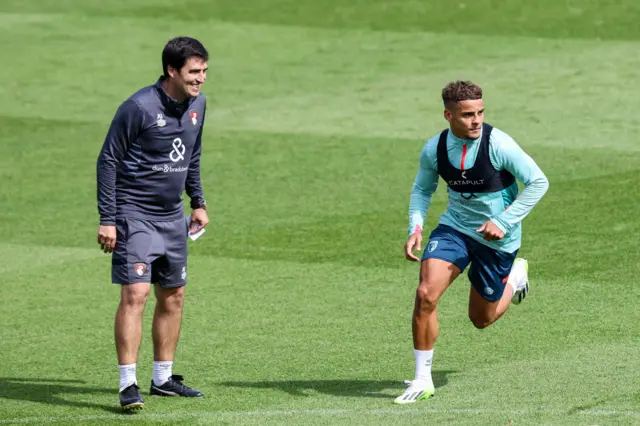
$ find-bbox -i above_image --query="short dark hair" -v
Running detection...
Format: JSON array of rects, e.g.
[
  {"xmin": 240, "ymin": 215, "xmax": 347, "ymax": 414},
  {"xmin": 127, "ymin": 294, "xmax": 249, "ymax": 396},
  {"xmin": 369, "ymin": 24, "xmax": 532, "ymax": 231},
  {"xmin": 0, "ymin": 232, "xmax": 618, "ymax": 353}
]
[
  {"xmin": 162, "ymin": 37, "xmax": 208, "ymax": 77},
  {"xmin": 442, "ymin": 80, "xmax": 483, "ymax": 108}
]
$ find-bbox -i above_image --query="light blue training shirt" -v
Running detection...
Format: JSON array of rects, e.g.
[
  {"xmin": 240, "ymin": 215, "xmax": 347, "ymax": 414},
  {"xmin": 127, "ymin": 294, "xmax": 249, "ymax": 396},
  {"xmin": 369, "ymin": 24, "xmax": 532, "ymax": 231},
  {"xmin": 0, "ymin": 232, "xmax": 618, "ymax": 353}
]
[{"xmin": 408, "ymin": 125, "xmax": 549, "ymax": 253}]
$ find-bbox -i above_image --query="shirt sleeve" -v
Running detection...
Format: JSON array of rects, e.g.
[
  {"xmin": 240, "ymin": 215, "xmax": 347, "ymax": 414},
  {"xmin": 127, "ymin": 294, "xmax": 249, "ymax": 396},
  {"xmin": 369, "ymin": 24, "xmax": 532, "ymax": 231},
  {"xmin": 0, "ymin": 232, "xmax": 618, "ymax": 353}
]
[
  {"xmin": 96, "ymin": 99, "xmax": 144, "ymax": 226},
  {"xmin": 408, "ymin": 143, "xmax": 439, "ymax": 235},
  {"xmin": 185, "ymin": 102, "xmax": 206, "ymax": 208},
  {"xmin": 489, "ymin": 132, "xmax": 549, "ymax": 234}
]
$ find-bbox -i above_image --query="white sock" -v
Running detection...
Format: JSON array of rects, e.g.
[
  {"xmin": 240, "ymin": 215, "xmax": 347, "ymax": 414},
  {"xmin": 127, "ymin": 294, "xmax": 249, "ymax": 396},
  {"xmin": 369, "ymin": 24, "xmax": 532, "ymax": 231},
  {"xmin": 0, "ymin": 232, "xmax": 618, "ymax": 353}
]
[
  {"xmin": 414, "ymin": 349, "xmax": 433, "ymax": 383},
  {"xmin": 118, "ymin": 363, "xmax": 137, "ymax": 392},
  {"xmin": 507, "ymin": 260, "xmax": 526, "ymax": 295},
  {"xmin": 153, "ymin": 361, "xmax": 173, "ymax": 386}
]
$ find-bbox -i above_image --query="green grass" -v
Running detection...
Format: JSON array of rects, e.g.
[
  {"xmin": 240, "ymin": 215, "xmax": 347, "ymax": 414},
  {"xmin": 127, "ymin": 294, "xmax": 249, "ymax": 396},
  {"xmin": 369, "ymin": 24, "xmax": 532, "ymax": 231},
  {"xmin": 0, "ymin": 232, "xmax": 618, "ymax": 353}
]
[{"xmin": 1, "ymin": 1, "xmax": 640, "ymax": 425}]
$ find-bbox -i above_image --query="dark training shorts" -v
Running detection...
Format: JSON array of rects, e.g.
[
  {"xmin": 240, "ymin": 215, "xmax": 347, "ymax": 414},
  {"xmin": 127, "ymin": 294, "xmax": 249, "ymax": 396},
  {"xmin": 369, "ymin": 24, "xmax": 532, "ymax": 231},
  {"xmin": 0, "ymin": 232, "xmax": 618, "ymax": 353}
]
[
  {"xmin": 421, "ymin": 224, "xmax": 518, "ymax": 302},
  {"xmin": 112, "ymin": 217, "xmax": 188, "ymax": 288}
]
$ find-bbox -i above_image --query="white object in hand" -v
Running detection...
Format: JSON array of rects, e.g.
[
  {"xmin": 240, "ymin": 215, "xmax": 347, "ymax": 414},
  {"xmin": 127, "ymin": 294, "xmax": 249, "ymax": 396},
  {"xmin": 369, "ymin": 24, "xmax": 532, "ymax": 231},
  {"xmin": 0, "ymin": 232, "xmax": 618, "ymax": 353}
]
[{"xmin": 185, "ymin": 216, "xmax": 206, "ymax": 241}]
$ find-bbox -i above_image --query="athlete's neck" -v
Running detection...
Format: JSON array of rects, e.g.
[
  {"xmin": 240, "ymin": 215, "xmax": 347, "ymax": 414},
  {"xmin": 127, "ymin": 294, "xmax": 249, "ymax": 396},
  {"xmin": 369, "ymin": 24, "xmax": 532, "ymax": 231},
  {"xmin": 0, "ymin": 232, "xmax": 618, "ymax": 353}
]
[
  {"xmin": 161, "ymin": 78, "xmax": 187, "ymax": 103},
  {"xmin": 449, "ymin": 128, "xmax": 481, "ymax": 143}
]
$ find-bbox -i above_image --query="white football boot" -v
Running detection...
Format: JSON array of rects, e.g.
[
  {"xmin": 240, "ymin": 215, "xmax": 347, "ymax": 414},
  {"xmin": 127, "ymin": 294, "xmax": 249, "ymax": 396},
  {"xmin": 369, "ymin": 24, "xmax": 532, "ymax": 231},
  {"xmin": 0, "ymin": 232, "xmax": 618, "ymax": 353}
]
[{"xmin": 393, "ymin": 379, "xmax": 434, "ymax": 404}]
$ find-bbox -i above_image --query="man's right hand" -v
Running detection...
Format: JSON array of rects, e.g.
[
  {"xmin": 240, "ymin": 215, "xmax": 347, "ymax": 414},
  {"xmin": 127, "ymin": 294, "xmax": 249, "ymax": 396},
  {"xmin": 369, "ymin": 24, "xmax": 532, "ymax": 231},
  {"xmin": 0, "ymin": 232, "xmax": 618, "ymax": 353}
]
[
  {"xmin": 98, "ymin": 225, "xmax": 117, "ymax": 253},
  {"xmin": 404, "ymin": 232, "xmax": 423, "ymax": 262}
]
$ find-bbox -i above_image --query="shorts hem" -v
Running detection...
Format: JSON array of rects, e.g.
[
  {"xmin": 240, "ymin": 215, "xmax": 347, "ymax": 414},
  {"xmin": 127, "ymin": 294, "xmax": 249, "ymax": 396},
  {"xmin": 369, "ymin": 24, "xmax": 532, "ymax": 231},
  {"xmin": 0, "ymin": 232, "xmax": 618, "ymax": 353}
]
[
  {"xmin": 421, "ymin": 254, "xmax": 467, "ymax": 272},
  {"xmin": 471, "ymin": 283, "xmax": 504, "ymax": 303},
  {"xmin": 153, "ymin": 281, "xmax": 187, "ymax": 289}
]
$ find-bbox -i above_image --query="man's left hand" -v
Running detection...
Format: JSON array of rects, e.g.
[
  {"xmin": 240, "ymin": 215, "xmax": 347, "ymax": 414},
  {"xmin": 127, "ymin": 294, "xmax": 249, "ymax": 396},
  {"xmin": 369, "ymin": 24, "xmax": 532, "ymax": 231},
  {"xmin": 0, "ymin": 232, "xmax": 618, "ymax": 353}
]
[
  {"xmin": 476, "ymin": 220, "xmax": 504, "ymax": 241},
  {"xmin": 189, "ymin": 208, "xmax": 209, "ymax": 234}
]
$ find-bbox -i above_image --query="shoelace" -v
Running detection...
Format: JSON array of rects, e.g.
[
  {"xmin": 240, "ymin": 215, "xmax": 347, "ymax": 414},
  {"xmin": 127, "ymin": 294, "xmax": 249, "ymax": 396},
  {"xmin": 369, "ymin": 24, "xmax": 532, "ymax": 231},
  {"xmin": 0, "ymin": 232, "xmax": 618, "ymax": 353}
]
[
  {"xmin": 170, "ymin": 374, "xmax": 185, "ymax": 383},
  {"xmin": 402, "ymin": 380, "xmax": 429, "ymax": 392},
  {"xmin": 123, "ymin": 384, "xmax": 140, "ymax": 396},
  {"xmin": 168, "ymin": 375, "xmax": 188, "ymax": 392}
]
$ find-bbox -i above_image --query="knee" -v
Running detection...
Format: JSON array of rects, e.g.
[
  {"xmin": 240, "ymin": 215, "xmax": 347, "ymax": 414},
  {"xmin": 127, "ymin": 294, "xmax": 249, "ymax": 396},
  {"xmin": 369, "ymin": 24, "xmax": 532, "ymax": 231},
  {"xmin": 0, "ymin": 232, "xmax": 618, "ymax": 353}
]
[
  {"xmin": 157, "ymin": 287, "xmax": 185, "ymax": 313},
  {"xmin": 415, "ymin": 283, "xmax": 439, "ymax": 313},
  {"xmin": 468, "ymin": 312, "xmax": 494, "ymax": 329},
  {"xmin": 121, "ymin": 286, "xmax": 150, "ymax": 311}
]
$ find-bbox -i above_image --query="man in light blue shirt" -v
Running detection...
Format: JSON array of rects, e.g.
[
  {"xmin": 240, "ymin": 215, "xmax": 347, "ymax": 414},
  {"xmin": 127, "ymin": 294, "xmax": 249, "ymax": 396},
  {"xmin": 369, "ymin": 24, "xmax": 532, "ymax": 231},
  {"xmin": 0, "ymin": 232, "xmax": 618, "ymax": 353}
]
[{"xmin": 395, "ymin": 80, "xmax": 549, "ymax": 404}]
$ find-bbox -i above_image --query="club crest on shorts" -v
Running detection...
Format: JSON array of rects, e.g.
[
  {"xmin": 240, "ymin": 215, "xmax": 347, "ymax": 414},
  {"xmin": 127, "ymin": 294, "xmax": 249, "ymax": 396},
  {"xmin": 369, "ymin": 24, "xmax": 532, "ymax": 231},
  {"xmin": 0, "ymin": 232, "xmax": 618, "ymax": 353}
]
[
  {"xmin": 181, "ymin": 266, "xmax": 187, "ymax": 280},
  {"xmin": 189, "ymin": 110, "xmax": 198, "ymax": 126},
  {"xmin": 133, "ymin": 263, "xmax": 147, "ymax": 277},
  {"xmin": 427, "ymin": 240, "xmax": 438, "ymax": 253},
  {"xmin": 484, "ymin": 287, "xmax": 494, "ymax": 296}
]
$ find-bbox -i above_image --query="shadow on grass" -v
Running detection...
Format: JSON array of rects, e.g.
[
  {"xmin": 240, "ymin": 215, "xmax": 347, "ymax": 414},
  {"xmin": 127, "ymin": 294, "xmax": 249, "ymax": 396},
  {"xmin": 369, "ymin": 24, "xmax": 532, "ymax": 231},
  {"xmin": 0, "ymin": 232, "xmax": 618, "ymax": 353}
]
[
  {"xmin": 0, "ymin": 377, "xmax": 124, "ymax": 414},
  {"xmin": 221, "ymin": 371, "xmax": 455, "ymax": 398}
]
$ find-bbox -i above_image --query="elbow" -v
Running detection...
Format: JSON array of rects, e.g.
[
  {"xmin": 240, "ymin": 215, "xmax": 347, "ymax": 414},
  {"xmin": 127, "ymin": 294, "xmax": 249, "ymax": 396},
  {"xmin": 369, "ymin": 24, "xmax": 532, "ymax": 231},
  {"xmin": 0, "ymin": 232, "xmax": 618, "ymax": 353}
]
[
  {"xmin": 528, "ymin": 175, "xmax": 549, "ymax": 196},
  {"xmin": 97, "ymin": 156, "xmax": 116, "ymax": 171},
  {"xmin": 540, "ymin": 176, "xmax": 550, "ymax": 195},
  {"xmin": 412, "ymin": 185, "xmax": 433, "ymax": 199}
]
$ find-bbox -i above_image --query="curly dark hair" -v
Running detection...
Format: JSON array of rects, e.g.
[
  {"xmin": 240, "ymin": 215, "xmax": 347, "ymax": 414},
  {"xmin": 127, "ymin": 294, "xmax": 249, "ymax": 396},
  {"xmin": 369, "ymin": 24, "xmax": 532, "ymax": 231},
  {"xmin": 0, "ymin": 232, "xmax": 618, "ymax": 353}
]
[{"xmin": 442, "ymin": 80, "xmax": 483, "ymax": 107}]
